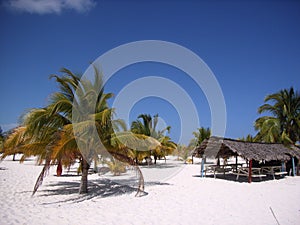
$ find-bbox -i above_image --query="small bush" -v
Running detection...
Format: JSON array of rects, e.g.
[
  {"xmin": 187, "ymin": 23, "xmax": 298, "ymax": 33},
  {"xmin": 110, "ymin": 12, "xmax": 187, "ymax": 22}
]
[{"xmin": 107, "ymin": 159, "xmax": 127, "ymax": 176}]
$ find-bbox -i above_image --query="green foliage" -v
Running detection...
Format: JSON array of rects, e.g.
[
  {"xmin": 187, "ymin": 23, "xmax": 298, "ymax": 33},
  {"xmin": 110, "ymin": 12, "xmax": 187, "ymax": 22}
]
[
  {"xmin": 255, "ymin": 87, "xmax": 300, "ymax": 144},
  {"xmin": 131, "ymin": 114, "xmax": 171, "ymax": 139},
  {"xmin": 239, "ymin": 134, "xmax": 255, "ymax": 142},
  {"xmin": 107, "ymin": 158, "xmax": 127, "ymax": 176},
  {"xmin": 130, "ymin": 114, "xmax": 176, "ymax": 164},
  {"xmin": 189, "ymin": 127, "xmax": 211, "ymax": 148},
  {"xmin": 1, "ymin": 67, "xmax": 120, "ymax": 194}
]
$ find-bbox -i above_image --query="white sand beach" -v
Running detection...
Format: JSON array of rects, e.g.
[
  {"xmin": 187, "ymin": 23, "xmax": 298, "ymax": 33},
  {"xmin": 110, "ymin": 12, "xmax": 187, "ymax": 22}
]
[{"xmin": 1, "ymin": 156, "xmax": 300, "ymax": 225}]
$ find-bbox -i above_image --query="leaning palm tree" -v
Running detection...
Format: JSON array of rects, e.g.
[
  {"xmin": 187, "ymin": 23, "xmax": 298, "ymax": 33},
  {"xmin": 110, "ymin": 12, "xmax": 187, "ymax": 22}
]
[
  {"xmin": 31, "ymin": 68, "xmax": 148, "ymax": 195},
  {"xmin": 1, "ymin": 126, "xmax": 32, "ymax": 161},
  {"xmin": 2, "ymin": 68, "xmax": 120, "ymax": 194},
  {"xmin": 2, "ymin": 68, "xmax": 168, "ymax": 196},
  {"xmin": 34, "ymin": 67, "xmax": 143, "ymax": 194},
  {"xmin": 255, "ymin": 87, "xmax": 300, "ymax": 144}
]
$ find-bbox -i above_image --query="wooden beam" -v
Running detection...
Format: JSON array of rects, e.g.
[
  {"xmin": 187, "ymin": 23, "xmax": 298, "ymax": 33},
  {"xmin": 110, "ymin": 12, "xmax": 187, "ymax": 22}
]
[
  {"xmin": 235, "ymin": 155, "xmax": 238, "ymax": 172},
  {"xmin": 292, "ymin": 157, "xmax": 296, "ymax": 176},
  {"xmin": 201, "ymin": 156, "xmax": 205, "ymax": 177},
  {"xmin": 248, "ymin": 159, "xmax": 252, "ymax": 183}
]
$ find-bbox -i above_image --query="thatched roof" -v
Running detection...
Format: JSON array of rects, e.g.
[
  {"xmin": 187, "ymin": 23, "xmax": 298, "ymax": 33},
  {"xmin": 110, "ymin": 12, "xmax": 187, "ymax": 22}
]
[{"xmin": 192, "ymin": 136, "xmax": 300, "ymax": 161}]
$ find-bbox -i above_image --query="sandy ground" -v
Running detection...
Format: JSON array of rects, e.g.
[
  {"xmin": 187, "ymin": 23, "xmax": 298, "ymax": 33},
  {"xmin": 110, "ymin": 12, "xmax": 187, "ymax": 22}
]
[{"xmin": 1, "ymin": 156, "xmax": 300, "ymax": 225}]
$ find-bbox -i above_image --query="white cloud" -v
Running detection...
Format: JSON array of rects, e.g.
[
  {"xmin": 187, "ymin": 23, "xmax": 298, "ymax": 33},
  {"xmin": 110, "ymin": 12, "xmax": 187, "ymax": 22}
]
[{"xmin": 4, "ymin": 0, "xmax": 96, "ymax": 15}]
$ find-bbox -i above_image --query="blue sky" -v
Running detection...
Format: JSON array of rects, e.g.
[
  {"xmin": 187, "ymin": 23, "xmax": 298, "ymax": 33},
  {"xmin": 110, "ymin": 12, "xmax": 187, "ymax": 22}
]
[{"xmin": 1, "ymin": 0, "xmax": 300, "ymax": 144}]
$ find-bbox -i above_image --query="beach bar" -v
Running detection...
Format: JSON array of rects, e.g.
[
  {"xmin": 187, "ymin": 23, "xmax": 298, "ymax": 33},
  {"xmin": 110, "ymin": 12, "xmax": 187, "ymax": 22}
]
[{"xmin": 192, "ymin": 137, "xmax": 300, "ymax": 182}]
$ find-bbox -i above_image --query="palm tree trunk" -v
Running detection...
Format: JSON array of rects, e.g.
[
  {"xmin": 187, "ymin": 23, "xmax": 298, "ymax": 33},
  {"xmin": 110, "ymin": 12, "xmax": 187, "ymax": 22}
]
[
  {"xmin": 56, "ymin": 160, "xmax": 62, "ymax": 176},
  {"xmin": 79, "ymin": 158, "xmax": 89, "ymax": 194}
]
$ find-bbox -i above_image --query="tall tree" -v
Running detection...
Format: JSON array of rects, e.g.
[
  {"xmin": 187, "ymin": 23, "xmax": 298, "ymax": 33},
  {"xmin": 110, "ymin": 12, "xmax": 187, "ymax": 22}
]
[
  {"xmin": 131, "ymin": 114, "xmax": 171, "ymax": 139},
  {"xmin": 239, "ymin": 134, "xmax": 255, "ymax": 142},
  {"xmin": 131, "ymin": 114, "xmax": 175, "ymax": 164},
  {"xmin": 255, "ymin": 87, "xmax": 300, "ymax": 144},
  {"xmin": 2, "ymin": 68, "xmax": 119, "ymax": 194},
  {"xmin": 1, "ymin": 68, "xmax": 154, "ymax": 196},
  {"xmin": 190, "ymin": 127, "xmax": 211, "ymax": 147}
]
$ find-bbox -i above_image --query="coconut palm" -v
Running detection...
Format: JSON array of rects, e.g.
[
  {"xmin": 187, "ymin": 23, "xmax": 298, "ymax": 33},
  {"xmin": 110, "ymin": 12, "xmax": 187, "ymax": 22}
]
[
  {"xmin": 190, "ymin": 127, "xmax": 211, "ymax": 148},
  {"xmin": 131, "ymin": 114, "xmax": 171, "ymax": 138},
  {"xmin": 2, "ymin": 68, "xmax": 119, "ymax": 194},
  {"xmin": 2, "ymin": 68, "xmax": 154, "ymax": 196},
  {"xmin": 254, "ymin": 116, "xmax": 292, "ymax": 143},
  {"xmin": 239, "ymin": 134, "xmax": 255, "ymax": 142},
  {"xmin": 1, "ymin": 126, "xmax": 35, "ymax": 161},
  {"xmin": 255, "ymin": 87, "xmax": 300, "ymax": 144},
  {"xmin": 153, "ymin": 135, "xmax": 177, "ymax": 163},
  {"xmin": 131, "ymin": 114, "xmax": 176, "ymax": 164}
]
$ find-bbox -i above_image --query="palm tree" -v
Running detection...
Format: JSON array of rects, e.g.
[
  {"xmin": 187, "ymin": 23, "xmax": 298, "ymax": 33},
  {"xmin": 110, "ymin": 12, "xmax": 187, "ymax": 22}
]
[
  {"xmin": 131, "ymin": 114, "xmax": 175, "ymax": 164},
  {"xmin": 239, "ymin": 134, "xmax": 255, "ymax": 142},
  {"xmin": 190, "ymin": 127, "xmax": 211, "ymax": 148},
  {"xmin": 1, "ymin": 68, "xmax": 116, "ymax": 194},
  {"xmin": 255, "ymin": 87, "xmax": 300, "ymax": 144},
  {"xmin": 154, "ymin": 135, "xmax": 177, "ymax": 163},
  {"xmin": 2, "ymin": 68, "xmax": 151, "ymax": 196},
  {"xmin": 1, "ymin": 126, "xmax": 35, "ymax": 161},
  {"xmin": 131, "ymin": 114, "xmax": 171, "ymax": 138},
  {"xmin": 254, "ymin": 116, "xmax": 291, "ymax": 143}
]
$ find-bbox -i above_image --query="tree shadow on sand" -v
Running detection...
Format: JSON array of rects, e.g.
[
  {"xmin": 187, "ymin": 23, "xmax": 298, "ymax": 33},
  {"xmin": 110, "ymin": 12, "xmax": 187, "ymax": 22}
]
[{"xmin": 37, "ymin": 178, "xmax": 143, "ymax": 204}]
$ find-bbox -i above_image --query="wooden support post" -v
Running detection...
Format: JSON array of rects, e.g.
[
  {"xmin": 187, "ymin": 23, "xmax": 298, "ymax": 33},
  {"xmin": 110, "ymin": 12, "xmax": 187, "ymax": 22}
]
[
  {"xmin": 201, "ymin": 156, "xmax": 205, "ymax": 177},
  {"xmin": 292, "ymin": 157, "xmax": 296, "ymax": 176},
  {"xmin": 281, "ymin": 161, "xmax": 285, "ymax": 172},
  {"xmin": 248, "ymin": 159, "xmax": 252, "ymax": 183},
  {"xmin": 235, "ymin": 155, "xmax": 238, "ymax": 172}
]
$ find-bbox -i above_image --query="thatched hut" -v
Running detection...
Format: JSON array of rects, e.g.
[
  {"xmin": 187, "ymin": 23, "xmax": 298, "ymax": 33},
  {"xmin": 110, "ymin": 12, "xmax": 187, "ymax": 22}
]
[
  {"xmin": 192, "ymin": 137, "xmax": 300, "ymax": 181},
  {"xmin": 193, "ymin": 136, "xmax": 300, "ymax": 161}
]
